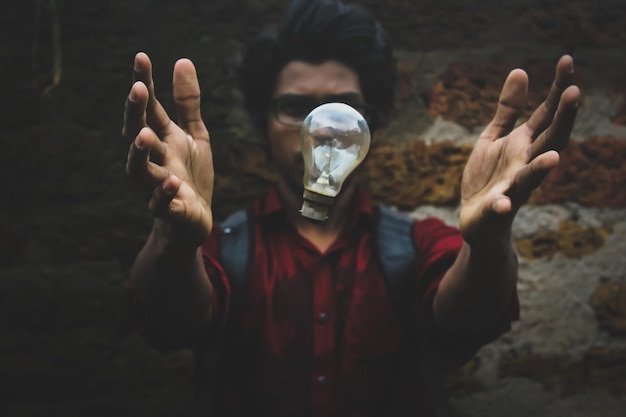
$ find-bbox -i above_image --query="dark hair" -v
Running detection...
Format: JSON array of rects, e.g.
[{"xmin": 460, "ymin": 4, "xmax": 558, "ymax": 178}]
[{"xmin": 238, "ymin": 0, "xmax": 397, "ymax": 134}]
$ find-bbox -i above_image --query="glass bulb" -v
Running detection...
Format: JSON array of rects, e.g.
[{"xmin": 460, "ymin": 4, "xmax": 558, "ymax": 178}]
[{"xmin": 299, "ymin": 102, "xmax": 371, "ymax": 221}]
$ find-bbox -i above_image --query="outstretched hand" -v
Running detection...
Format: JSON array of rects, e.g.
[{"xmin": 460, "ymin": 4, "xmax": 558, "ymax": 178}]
[
  {"xmin": 122, "ymin": 52, "xmax": 214, "ymax": 246},
  {"xmin": 459, "ymin": 55, "xmax": 580, "ymax": 248}
]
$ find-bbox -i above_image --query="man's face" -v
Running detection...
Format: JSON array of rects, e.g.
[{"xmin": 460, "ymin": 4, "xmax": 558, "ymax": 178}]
[{"xmin": 268, "ymin": 60, "xmax": 366, "ymax": 193}]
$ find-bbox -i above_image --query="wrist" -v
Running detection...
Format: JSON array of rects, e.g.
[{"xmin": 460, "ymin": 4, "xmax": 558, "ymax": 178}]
[
  {"xmin": 465, "ymin": 233, "xmax": 515, "ymax": 261},
  {"xmin": 151, "ymin": 219, "xmax": 206, "ymax": 252}
]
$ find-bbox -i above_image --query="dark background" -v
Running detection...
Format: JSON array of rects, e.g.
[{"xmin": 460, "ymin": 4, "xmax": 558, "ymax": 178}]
[{"xmin": 1, "ymin": 1, "xmax": 625, "ymax": 416}]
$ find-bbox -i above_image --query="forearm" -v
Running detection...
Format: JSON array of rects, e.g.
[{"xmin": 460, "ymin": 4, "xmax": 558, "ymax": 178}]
[
  {"xmin": 433, "ymin": 238, "xmax": 518, "ymax": 338},
  {"xmin": 130, "ymin": 219, "xmax": 214, "ymax": 344}
]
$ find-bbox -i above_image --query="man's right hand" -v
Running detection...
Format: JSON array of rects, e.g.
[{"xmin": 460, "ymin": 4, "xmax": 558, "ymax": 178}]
[{"xmin": 122, "ymin": 52, "xmax": 214, "ymax": 247}]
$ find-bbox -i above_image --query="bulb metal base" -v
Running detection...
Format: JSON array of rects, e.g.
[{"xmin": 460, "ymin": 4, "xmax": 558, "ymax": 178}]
[{"xmin": 300, "ymin": 189, "xmax": 335, "ymax": 222}]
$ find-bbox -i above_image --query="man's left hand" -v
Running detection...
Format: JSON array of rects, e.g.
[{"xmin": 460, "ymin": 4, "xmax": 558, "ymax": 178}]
[{"xmin": 460, "ymin": 55, "xmax": 580, "ymax": 248}]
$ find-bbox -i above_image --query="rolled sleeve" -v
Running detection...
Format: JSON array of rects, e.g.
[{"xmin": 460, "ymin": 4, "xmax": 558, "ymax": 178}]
[
  {"xmin": 412, "ymin": 218, "xmax": 520, "ymax": 368},
  {"xmin": 124, "ymin": 228, "xmax": 231, "ymax": 353}
]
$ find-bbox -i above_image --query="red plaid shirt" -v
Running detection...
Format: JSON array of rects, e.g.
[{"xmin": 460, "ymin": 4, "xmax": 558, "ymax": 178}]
[{"xmin": 129, "ymin": 186, "xmax": 518, "ymax": 416}]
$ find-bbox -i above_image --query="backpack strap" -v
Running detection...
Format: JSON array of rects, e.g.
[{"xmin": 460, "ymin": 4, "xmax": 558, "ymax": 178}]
[
  {"xmin": 376, "ymin": 205, "xmax": 418, "ymax": 317},
  {"xmin": 193, "ymin": 208, "xmax": 253, "ymax": 417},
  {"xmin": 219, "ymin": 208, "xmax": 254, "ymax": 317},
  {"xmin": 376, "ymin": 205, "xmax": 454, "ymax": 417}
]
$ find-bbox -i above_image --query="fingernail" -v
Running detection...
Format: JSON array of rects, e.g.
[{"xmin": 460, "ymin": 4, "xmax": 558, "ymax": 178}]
[
  {"xmin": 129, "ymin": 89, "xmax": 137, "ymax": 102},
  {"xmin": 134, "ymin": 138, "xmax": 144, "ymax": 149}
]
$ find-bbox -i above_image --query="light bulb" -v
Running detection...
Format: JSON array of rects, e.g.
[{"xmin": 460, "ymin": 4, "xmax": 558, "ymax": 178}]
[{"xmin": 299, "ymin": 102, "xmax": 371, "ymax": 221}]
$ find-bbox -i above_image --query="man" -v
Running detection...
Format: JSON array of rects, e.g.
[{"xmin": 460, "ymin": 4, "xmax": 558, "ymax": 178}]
[{"xmin": 122, "ymin": 0, "xmax": 580, "ymax": 415}]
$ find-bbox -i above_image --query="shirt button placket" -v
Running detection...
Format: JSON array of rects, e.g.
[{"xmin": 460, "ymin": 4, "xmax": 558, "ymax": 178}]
[{"xmin": 312, "ymin": 256, "xmax": 333, "ymax": 417}]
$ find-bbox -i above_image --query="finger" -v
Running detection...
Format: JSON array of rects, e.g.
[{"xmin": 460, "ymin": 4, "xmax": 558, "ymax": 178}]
[
  {"xmin": 173, "ymin": 59, "xmax": 210, "ymax": 141},
  {"xmin": 508, "ymin": 150, "xmax": 560, "ymax": 205},
  {"xmin": 525, "ymin": 55, "xmax": 575, "ymax": 138},
  {"xmin": 122, "ymin": 81, "xmax": 148, "ymax": 142},
  {"xmin": 133, "ymin": 52, "xmax": 173, "ymax": 138},
  {"xmin": 126, "ymin": 127, "xmax": 169, "ymax": 187},
  {"xmin": 480, "ymin": 69, "xmax": 528, "ymax": 141},
  {"xmin": 529, "ymin": 85, "xmax": 580, "ymax": 158},
  {"xmin": 491, "ymin": 196, "xmax": 512, "ymax": 215},
  {"xmin": 148, "ymin": 175, "xmax": 181, "ymax": 219}
]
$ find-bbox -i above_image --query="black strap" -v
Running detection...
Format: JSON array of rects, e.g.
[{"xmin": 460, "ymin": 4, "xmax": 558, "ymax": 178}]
[
  {"xmin": 376, "ymin": 206, "xmax": 417, "ymax": 312},
  {"xmin": 376, "ymin": 206, "xmax": 454, "ymax": 417},
  {"xmin": 219, "ymin": 208, "xmax": 254, "ymax": 318},
  {"xmin": 193, "ymin": 209, "xmax": 253, "ymax": 417}
]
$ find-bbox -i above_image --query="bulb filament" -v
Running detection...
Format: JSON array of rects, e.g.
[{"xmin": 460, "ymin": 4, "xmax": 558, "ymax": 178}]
[{"xmin": 315, "ymin": 150, "xmax": 332, "ymax": 188}]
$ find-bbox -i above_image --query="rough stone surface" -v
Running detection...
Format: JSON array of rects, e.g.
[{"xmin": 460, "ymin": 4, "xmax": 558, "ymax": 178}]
[
  {"xmin": 590, "ymin": 282, "xmax": 626, "ymax": 336},
  {"xmin": 3, "ymin": 0, "xmax": 626, "ymax": 416}
]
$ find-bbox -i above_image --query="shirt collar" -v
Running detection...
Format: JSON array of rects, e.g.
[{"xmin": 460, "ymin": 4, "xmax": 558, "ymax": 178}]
[{"xmin": 253, "ymin": 184, "xmax": 376, "ymax": 224}]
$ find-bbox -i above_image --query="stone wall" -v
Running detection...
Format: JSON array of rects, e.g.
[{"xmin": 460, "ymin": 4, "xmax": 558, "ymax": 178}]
[{"xmin": 1, "ymin": 0, "xmax": 625, "ymax": 416}]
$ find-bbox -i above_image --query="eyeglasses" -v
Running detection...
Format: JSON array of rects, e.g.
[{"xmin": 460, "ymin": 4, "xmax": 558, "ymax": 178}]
[{"xmin": 270, "ymin": 94, "xmax": 371, "ymax": 127}]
